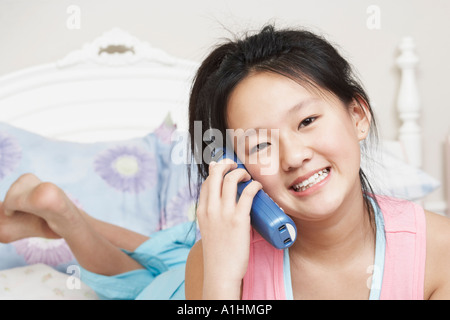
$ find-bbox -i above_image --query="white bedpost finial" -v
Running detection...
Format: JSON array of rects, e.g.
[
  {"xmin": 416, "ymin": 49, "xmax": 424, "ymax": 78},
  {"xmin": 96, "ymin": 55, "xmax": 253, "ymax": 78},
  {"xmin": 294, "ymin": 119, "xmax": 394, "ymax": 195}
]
[{"xmin": 396, "ymin": 37, "xmax": 422, "ymax": 168}]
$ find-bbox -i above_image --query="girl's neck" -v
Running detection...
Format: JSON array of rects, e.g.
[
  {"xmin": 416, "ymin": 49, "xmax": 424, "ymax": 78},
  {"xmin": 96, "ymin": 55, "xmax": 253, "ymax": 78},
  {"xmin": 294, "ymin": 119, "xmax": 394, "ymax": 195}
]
[{"xmin": 289, "ymin": 193, "xmax": 375, "ymax": 267}]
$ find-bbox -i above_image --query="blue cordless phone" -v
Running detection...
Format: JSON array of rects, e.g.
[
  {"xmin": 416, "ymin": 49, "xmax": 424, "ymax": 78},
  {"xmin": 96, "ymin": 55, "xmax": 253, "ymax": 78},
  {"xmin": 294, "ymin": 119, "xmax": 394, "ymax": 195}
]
[{"xmin": 213, "ymin": 148, "xmax": 297, "ymax": 249}]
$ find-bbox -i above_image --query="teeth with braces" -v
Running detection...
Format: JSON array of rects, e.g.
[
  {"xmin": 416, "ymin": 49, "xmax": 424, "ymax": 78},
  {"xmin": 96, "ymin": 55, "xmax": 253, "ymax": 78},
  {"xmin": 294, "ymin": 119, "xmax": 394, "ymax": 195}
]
[{"xmin": 292, "ymin": 168, "xmax": 330, "ymax": 192}]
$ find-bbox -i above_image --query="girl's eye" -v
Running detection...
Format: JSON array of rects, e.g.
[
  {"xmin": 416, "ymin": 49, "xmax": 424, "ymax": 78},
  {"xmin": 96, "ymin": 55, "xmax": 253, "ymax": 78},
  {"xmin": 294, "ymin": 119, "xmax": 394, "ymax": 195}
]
[
  {"xmin": 299, "ymin": 116, "xmax": 317, "ymax": 129},
  {"xmin": 250, "ymin": 142, "xmax": 270, "ymax": 154}
]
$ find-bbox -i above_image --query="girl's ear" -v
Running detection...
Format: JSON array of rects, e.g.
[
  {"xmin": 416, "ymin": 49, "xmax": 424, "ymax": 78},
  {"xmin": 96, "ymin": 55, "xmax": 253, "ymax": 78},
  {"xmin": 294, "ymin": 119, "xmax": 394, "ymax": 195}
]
[{"xmin": 349, "ymin": 96, "xmax": 371, "ymax": 141}]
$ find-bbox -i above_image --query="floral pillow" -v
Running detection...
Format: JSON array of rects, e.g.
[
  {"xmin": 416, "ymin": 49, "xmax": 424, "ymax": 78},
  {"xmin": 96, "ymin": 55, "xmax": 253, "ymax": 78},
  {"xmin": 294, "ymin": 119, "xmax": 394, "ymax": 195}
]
[{"xmin": 0, "ymin": 116, "xmax": 197, "ymax": 272}]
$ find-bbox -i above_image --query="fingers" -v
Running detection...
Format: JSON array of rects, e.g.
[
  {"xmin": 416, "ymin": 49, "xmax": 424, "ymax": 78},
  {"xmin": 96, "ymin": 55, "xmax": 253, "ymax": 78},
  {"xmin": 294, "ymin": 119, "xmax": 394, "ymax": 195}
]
[
  {"xmin": 197, "ymin": 158, "xmax": 262, "ymax": 221},
  {"xmin": 235, "ymin": 179, "xmax": 262, "ymax": 214},
  {"xmin": 197, "ymin": 159, "xmax": 235, "ymax": 217},
  {"xmin": 204, "ymin": 159, "xmax": 249, "ymax": 213},
  {"xmin": 221, "ymin": 166, "xmax": 252, "ymax": 211},
  {"xmin": 206, "ymin": 159, "xmax": 238, "ymax": 200}
]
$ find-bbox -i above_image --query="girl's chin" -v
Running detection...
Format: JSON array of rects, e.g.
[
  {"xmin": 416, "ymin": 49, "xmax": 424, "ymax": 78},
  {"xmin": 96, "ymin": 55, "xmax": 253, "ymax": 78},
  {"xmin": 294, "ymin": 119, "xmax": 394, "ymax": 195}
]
[
  {"xmin": 287, "ymin": 209, "xmax": 337, "ymax": 222},
  {"xmin": 283, "ymin": 194, "xmax": 346, "ymax": 221}
]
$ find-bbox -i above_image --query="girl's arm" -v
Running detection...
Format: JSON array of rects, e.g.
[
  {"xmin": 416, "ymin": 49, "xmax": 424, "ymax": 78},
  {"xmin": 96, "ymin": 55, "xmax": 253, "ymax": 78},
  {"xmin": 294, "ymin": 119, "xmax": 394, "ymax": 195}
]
[
  {"xmin": 425, "ymin": 210, "xmax": 450, "ymax": 299},
  {"xmin": 185, "ymin": 239, "xmax": 245, "ymax": 300}
]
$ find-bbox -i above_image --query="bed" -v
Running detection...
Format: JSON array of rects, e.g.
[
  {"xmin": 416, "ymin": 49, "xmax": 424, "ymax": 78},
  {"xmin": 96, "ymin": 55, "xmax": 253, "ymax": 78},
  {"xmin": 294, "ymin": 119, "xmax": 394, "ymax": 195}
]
[{"xmin": 0, "ymin": 28, "xmax": 445, "ymax": 299}]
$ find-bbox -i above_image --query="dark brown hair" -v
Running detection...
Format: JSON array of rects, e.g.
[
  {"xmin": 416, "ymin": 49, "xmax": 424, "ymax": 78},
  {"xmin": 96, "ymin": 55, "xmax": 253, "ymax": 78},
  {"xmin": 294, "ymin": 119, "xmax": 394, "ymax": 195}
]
[{"xmin": 188, "ymin": 25, "xmax": 378, "ymax": 218}]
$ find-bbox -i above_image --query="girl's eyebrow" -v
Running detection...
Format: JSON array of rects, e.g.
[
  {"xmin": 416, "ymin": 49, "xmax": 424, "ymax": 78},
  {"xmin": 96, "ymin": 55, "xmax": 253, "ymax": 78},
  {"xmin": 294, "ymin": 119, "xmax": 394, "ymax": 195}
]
[
  {"xmin": 288, "ymin": 98, "xmax": 317, "ymax": 115},
  {"xmin": 234, "ymin": 98, "xmax": 318, "ymax": 144}
]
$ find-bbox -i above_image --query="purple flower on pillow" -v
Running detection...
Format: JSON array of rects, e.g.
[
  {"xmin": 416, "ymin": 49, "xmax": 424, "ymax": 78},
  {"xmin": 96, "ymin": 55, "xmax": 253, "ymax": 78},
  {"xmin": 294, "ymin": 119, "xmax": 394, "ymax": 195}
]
[
  {"xmin": 94, "ymin": 146, "xmax": 156, "ymax": 193},
  {"xmin": 161, "ymin": 184, "xmax": 198, "ymax": 229},
  {"xmin": 13, "ymin": 238, "xmax": 74, "ymax": 266},
  {"xmin": 0, "ymin": 132, "xmax": 22, "ymax": 180}
]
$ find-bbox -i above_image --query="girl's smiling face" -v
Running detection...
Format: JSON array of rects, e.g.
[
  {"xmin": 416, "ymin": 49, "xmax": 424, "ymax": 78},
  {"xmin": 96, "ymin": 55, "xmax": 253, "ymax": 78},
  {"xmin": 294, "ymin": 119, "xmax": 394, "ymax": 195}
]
[{"xmin": 226, "ymin": 71, "xmax": 370, "ymax": 221}]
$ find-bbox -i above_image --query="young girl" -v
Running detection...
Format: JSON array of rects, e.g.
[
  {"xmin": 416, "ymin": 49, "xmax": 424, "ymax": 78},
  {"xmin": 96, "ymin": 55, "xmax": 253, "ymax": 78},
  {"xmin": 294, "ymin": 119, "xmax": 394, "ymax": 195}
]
[
  {"xmin": 1, "ymin": 25, "xmax": 449, "ymax": 301},
  {"xmin": 185, "ymin": 25, "xmax": 450, "ymax": 299}
]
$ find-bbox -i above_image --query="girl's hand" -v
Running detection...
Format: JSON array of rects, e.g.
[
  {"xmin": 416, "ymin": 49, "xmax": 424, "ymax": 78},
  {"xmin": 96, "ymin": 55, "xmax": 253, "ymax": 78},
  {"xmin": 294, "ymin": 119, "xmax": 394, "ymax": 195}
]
[{"xmin": 196, "ymin": 158, "xmax": 262, "ymax": 299}]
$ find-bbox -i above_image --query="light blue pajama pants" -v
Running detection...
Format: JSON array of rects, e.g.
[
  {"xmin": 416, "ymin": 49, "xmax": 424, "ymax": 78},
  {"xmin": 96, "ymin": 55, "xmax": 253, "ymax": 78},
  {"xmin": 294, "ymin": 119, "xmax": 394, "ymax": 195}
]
[{"xmin": 80, "ymin": 222, "xmax": 196, "ymax": 300}]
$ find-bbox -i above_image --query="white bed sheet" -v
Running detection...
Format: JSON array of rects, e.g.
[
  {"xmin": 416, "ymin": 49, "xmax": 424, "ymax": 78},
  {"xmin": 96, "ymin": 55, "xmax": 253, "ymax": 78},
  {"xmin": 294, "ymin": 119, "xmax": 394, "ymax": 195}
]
[{"xmin": 0, "ymin": 263, "xmax": 98, "ymax": 300}]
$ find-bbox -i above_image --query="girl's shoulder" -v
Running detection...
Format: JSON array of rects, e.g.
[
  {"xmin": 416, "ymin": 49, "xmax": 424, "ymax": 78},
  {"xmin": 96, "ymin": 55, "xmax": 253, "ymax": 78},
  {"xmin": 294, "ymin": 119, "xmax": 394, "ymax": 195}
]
[{"xmin": 424, "ymin": 210, "xmax": 450, "ymax": 299}]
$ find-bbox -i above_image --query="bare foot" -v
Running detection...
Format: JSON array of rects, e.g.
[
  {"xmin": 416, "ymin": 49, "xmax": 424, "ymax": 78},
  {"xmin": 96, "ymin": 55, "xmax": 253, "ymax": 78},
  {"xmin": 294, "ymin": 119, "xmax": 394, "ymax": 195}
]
[
  {"xmin": 0, "ymin": 201, "xmax": 60, "ymax": 243},
  {"xmin": 2, "ymin": 175, "xmax": 86, "ymax": 240},
  {"xmin": 24, "ymin": 182, "xmax": 88, "ymax": 239}
]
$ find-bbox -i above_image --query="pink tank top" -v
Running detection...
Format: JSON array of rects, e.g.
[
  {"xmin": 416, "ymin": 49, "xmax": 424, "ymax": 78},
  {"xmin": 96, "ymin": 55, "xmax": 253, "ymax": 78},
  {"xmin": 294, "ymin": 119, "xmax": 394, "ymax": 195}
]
[{"xmin": 241, "ymin": 196, "xmax": 427, "ymax": 300}]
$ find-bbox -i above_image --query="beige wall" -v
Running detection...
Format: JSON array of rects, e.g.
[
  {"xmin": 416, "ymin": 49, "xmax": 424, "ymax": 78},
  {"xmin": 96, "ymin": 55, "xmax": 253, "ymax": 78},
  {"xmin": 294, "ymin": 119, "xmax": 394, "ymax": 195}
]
[{"xmin": 0, "ymin": 0, "xmax": 448, "ymax": 206}]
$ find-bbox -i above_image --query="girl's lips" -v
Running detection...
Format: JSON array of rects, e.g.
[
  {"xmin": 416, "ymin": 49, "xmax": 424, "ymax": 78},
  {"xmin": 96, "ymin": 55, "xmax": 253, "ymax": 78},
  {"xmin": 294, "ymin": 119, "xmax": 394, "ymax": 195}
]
[
  {"xmin": 289, "ymin": 167, "xmax": 331, "ymax": 196},
  {"xmin": 289, "ymin": 167, "xmax": 330, "ymax": 189}
]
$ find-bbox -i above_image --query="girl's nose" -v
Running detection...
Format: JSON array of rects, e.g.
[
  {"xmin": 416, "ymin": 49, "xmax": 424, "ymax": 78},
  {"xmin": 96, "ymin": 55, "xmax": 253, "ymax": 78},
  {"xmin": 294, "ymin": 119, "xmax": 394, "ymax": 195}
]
[{"xmin": 279, "ymin": 135, "xmax": 313, "ymax": 172}]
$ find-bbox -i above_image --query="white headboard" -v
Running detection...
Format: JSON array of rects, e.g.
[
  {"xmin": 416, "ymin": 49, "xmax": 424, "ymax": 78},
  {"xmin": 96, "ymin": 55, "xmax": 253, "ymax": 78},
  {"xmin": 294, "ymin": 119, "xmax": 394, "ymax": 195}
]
[
  {"xmin": 0, "ymin": 30, "xmax": 423, "ymax": 166},
  {"xmin": 0, "ymin": 29, "xmax": 445, "ymax": 213},
  {"xmin": 0, "ymin": 28, "xmax": 199, "ymax": 142}
]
